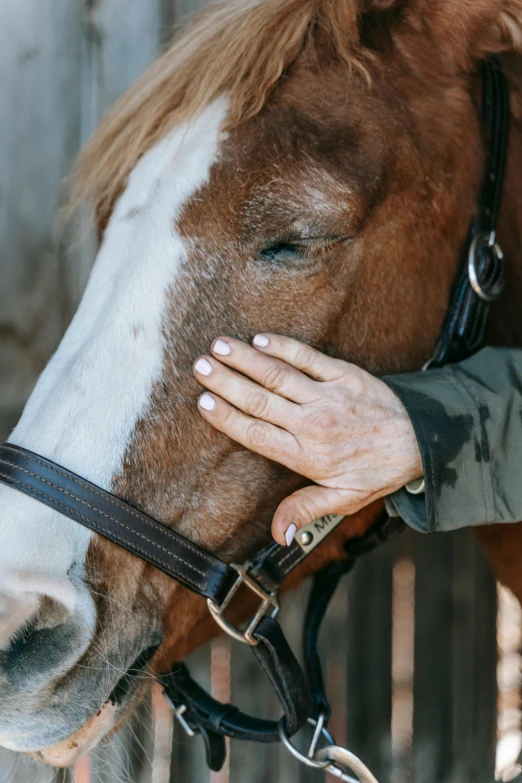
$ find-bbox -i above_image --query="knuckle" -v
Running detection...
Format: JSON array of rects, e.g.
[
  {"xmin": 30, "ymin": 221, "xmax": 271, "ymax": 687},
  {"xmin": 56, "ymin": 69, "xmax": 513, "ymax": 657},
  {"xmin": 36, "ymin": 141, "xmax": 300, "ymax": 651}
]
[
  {"xmin": 309, "ymin": 410, "xmax": 338, "ymax": 432},
  {"xmin": 246, "ymin": 391, "xmax": 271, "ymax": 419},
  {"xmin": 291, "ymin": 498, "xmax": 315, "ymax": 526},
  {"xmin": 263, "ymin": 365, "xmax": 288, "ymax": 393},
  {"xmin": 294, "ymin": 345, "xmax": 315, "ymax": 369},
  {"xmin": 246, "ymin": 422, "xmax": 268, "ymax": 448},
  {"xmin": 219, "ymin": 405, "xmax": 234, "ymax": 426}
]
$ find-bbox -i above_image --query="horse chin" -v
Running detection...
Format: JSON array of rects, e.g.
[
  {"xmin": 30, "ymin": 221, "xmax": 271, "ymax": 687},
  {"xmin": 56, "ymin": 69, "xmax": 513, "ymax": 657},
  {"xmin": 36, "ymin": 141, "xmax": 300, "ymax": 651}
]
[
  {"xmin": 24, "ymin": 662, "xmax": 152, "ymax": 768},
  {"xmin": 24, "ymin": 701, "xmax": 118, "ymax": 767}
]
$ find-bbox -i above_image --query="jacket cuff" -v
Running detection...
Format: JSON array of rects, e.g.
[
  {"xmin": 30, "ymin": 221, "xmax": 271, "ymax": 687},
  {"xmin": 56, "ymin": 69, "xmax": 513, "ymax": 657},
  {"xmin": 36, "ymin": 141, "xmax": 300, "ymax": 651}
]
[{"xmin": 382, "ymin": 368, "xmax": 495, "ymax": 534}]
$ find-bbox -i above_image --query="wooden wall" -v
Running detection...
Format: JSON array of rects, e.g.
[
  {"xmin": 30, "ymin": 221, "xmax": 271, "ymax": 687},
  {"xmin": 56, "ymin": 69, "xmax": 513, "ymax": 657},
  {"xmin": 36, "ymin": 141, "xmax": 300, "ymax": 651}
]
[{"xmin": 0, "ymin": 2, "xmax": 505, "ymax": 782}]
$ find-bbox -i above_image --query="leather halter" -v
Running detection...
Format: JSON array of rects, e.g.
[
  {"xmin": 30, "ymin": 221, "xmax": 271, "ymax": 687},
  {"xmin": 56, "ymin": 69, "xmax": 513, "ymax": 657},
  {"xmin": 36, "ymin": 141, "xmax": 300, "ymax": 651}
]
[{"xmin": 0, "ymin": 58, "xmax": 509, "ymax": 779}]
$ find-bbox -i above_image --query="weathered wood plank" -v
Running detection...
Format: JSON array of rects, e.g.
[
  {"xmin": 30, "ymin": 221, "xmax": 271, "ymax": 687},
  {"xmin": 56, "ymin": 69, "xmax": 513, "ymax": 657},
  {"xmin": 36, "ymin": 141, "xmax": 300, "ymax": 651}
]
[
  {"xmin": 0, "ymin": 0, "xmax": 84, "ymax": 428},
  {"xmin": 412, "ymin": 529, "xmax": 498, "ymax": 783},
  {"xmin": 453, "ymin": 532, "xmax": 497, "ymax": 783},
  {"xmin": 345, "ymin": 537, "xmax": 396, "ymax": 779},
  {"xmin": 412, "ymin": 531, "xmax": 455, "ymax": 783}
]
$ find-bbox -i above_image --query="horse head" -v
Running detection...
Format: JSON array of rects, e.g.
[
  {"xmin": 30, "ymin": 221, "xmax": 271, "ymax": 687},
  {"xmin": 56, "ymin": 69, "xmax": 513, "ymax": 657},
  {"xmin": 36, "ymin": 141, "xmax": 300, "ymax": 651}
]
[{"xmin": 1, "ymin": 0, "xmax": 521, "ymax": 765}]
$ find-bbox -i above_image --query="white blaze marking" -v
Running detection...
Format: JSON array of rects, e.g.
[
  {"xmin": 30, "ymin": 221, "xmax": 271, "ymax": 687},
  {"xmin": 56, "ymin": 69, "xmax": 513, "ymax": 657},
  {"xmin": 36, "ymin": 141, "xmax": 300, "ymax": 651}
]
[{"xmin": 0, "ymin": 99, "xmax": 228, "ymax": 646}]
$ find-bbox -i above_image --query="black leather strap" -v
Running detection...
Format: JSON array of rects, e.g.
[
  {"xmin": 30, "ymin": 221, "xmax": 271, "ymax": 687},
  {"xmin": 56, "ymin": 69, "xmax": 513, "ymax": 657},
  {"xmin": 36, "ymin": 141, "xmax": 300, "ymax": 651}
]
[
  {"xmin": 163, "ymin": 616, "xmax": 311, "ymax": 769},
  {"xmin": 303, "ymin": 513, "xmax": 404, "ymax": 721},
  {"xmin": 248, "ymin": 539, "xmax": 308, "ymax": 594},
  {"xmin": 427, "ymin": 57, "xmax": 509, "ymax": 368},
  {"xmin": 0, "ymin": 442, "xmax": 346, "ymax": 602},
  {"xmin": 0, "ymin": 443, "xmax": 238, "ymax": 605},
  {"xmin": 479, "ymin": 57, "xmax": 510, "ymax": 235}
]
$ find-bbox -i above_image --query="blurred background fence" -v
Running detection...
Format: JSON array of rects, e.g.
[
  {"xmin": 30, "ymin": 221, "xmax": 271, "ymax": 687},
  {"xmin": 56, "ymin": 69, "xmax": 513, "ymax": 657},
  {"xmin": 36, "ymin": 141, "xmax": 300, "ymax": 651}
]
[{"xmin": 0, "ymin": 2, "xmax": 520, "ymax": 782}]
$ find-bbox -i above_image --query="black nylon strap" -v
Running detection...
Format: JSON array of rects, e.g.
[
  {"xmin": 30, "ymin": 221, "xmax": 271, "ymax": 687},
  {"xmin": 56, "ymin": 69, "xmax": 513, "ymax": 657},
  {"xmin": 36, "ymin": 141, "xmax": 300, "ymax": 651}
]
[{"xmin": 0, "ymin": 443, "xmax": 238, "ymax": 605}]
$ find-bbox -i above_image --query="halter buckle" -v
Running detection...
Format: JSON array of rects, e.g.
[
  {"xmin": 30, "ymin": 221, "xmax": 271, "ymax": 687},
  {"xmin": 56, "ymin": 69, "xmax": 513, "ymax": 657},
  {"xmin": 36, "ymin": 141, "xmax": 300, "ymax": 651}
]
[
  {"xmin": 207, "ymin": 563, "xmax": 280, "ymax": 646},
  {"xmin": 170, "ymin": 703, "xmax": 196, "ymax": 737}
]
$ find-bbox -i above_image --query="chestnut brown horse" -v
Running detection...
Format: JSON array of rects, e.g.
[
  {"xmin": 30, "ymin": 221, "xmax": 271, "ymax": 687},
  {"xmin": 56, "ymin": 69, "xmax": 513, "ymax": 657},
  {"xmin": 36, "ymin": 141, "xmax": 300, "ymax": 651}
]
[{"xmin": 1, "ymin": 0, "xmax": 522, "ymax": 767}]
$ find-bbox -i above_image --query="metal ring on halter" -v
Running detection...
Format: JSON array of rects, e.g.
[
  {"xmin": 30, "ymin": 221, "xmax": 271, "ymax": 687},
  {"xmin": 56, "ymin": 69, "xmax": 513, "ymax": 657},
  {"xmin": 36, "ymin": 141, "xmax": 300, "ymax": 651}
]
[
  {"xmin": 278, "ymin": 716, "xmax": 332, "ymax": 770},
  {"xmin": 207, "ymin": 563, "xmax": 280, "ymax": 646},
  {"xmin": 468, "ymin": 231, "xmax": 505, "ymax": 303}
]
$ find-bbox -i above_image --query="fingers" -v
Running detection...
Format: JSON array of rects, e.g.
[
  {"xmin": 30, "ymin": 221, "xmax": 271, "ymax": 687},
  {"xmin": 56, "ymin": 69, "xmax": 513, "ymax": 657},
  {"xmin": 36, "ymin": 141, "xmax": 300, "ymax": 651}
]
[
  {"xmin": 196, "ymin": 391, "xmax": 299, "ymax": 468},
  {"xmin": 271, "ymin": 485, "xmax": 365, "ymax": 546},
  {"xmin": 251, "ymin": 334, "xmax": 347, "ymax": 382},
  {"xmin": 194, "ymin": 354, "xmax": 298, "ymax": 429},
  {"xmin": 208, "ymin": 337, "xmax": 318, "ymax": 404}
]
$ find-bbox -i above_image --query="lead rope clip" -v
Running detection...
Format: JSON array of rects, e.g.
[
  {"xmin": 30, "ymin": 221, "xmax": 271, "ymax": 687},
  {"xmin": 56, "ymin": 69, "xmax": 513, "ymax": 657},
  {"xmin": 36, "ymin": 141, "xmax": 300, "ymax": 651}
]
[{"xmin": 278, "ymin": 716, "xmax": 380, "ymax": 783}]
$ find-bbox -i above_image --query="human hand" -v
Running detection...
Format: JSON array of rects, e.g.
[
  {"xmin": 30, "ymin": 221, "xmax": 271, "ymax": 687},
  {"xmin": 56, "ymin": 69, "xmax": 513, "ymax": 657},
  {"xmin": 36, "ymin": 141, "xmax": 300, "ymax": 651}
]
[{"xmin": 193, "ymin": 334, "xmax": 422, "ymax": 546}]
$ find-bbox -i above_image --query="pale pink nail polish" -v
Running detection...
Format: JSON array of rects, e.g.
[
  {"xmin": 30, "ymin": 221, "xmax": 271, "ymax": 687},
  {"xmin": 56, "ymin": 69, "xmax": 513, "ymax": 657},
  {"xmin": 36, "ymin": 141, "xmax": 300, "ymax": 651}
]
[
  {"xmin": 253, "ymin": 334, "xmax": 270, "ymax": 348},
  {"xmin": 214, "ymin": 339, "xmax": 231, "ymax": 356},
  {"xmin": 195, "ymin": 358, "xmax": 213, "ymax": 376},
  {"xmin": 285, "ymin": 524, "xmax": 297, "ymax": 546},
  {"xmin": 199, "ymin": 393, "xmax": 216, "ymax": 411}
]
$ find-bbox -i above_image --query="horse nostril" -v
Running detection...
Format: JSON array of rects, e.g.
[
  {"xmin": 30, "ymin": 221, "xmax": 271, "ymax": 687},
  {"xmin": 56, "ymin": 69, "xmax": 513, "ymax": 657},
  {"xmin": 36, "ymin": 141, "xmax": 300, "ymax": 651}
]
[
  {"xmin": 0, "ymin": 592, "xmax": 40, "ymax": 649},
  {"xmin": 0, "ymin": 577, "xmax": 96, "ymax": 689}
]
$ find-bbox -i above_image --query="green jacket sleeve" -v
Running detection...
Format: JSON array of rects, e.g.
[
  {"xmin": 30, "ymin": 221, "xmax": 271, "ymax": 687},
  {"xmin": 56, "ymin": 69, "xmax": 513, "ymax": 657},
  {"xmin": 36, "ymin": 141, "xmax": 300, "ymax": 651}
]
[{"xmin": 382, "ymin": 347, "xmax": 522, "ymax": 534}]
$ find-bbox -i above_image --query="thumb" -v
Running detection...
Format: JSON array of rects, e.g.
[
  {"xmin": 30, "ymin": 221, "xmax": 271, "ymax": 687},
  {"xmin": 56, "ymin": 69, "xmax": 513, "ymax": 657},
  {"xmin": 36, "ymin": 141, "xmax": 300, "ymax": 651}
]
[{"xmin": 272, "ymin": 485, "xmax": 361, "ymax": 547}]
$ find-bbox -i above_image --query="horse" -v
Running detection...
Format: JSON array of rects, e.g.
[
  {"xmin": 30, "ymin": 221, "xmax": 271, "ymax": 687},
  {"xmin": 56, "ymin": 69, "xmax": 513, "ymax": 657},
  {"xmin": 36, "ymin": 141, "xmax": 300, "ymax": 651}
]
[{"xmin": 1, "ymin": 0, "xmax": 522, "ymax": 768}]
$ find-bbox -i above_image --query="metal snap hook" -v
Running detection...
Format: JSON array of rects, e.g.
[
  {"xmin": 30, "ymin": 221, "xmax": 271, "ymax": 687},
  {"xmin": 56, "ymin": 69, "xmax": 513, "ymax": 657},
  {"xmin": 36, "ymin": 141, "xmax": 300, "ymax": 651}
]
[
  {"xmin": 279, "ymin": 717, "xmax": 380, "ymax": 783},
  {"xmin": 315, "ymin": 745, "xmax": 381, "ymax": 783}
]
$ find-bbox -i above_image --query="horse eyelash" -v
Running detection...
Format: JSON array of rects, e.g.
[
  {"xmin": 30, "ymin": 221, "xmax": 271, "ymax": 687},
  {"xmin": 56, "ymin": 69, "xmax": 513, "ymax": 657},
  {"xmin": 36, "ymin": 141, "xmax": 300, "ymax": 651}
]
[{"xmin": 260, "ymin": 235, "xmax": 353, "ymax": 261}]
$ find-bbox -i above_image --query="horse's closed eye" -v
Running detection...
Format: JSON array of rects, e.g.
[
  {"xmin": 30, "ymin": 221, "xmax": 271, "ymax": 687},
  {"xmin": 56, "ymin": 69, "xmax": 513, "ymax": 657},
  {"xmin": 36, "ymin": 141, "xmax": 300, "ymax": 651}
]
[
  {"xmin": 259, "ymin": 242, "xmax": 303, "ymax": 262},
  {"xmin": 259, "ymin": 236, "xmax": 352, "ymax": 265}
]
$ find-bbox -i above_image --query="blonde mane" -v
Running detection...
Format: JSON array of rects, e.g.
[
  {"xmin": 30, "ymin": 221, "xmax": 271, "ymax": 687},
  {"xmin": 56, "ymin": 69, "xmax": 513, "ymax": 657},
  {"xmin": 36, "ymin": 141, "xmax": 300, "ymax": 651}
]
[
  {"xmin": 71, "ymin": 0, "xmax": 522, "ymax": 227},
  {"xmin": 71, "ymin": 0, "xmax": 366, "ymax": 225}
]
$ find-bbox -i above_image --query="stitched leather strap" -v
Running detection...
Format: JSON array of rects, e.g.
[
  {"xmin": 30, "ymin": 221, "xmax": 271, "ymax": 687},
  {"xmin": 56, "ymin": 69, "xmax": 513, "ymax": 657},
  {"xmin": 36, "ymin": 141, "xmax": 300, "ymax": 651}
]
[
  {"xmin": 0, "ymin": 443, "xmax": 239, "ymax": 605},
  {"xmin": 248, "ymin": 539, "xmax": 308, "ymax": 593},
  {"xmin": 0, "ymin": 443, "xmax": 326, "ymax": 602}
]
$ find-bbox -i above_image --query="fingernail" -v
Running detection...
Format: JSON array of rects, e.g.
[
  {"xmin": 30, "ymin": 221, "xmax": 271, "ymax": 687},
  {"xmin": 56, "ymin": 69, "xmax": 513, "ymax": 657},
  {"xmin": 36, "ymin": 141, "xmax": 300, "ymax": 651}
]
[
  {"xmin": 195, "ymin": 358, "xmax": 213, "ymax": 376},
  {"xmin": 285, "ymin": 524, "xmax": 297, "ymax": 546},
  {"xmin": 213, "ymin": 339, "xmax": 231, "ymax": 356},
  {"xmin": 199, "ymin": 393, "xmax": 216, "ymax": 411},
  {"xmin": 253, "ymin": 334, "xmax": 270, "ymax": 348}
]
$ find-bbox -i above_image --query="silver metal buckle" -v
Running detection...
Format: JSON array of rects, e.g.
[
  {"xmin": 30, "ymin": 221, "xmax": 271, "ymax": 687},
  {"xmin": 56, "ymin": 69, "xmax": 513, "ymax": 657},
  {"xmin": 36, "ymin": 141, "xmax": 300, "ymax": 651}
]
[
  {"xmin": 207, "ymin": 564, "xmax": 280, "ymax": 646},
  {"xmin": 162, "ymin": 692, "xmax": 196, "ymax": 738},
  {"xmin": 172, "ymin": 704, "xmax": 196, "ymax": 737}
]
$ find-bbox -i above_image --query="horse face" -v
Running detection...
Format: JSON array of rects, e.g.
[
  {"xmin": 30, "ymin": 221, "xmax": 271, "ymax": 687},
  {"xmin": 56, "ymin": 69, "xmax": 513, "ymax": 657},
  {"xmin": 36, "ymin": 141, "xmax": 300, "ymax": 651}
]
[{"xmin": 0, "ymin": 14, "xmax": 490, "ymax": 763}]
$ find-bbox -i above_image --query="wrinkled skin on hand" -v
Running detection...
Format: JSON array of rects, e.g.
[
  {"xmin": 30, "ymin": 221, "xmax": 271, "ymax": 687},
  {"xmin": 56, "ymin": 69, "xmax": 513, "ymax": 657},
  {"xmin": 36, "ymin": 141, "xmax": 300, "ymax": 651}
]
[{"xmin": 193, "ymin": 333, "xmax": 423, "ymax": 545}]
